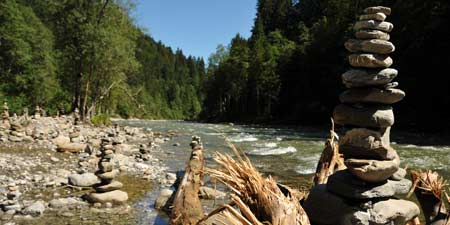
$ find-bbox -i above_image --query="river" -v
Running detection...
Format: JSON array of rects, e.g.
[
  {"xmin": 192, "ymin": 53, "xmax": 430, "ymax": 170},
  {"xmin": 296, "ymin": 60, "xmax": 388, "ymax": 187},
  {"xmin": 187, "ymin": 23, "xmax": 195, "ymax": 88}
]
[{"xmin": 118, "ymin": 120, "xmax": 450, "ymax": 224}]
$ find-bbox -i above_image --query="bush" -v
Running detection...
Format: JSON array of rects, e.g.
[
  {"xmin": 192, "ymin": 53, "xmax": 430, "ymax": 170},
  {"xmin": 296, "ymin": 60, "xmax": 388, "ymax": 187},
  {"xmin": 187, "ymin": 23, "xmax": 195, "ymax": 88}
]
[{"xmin": 91, "ymin": 114, "xmax": 112, "ymax": 127}]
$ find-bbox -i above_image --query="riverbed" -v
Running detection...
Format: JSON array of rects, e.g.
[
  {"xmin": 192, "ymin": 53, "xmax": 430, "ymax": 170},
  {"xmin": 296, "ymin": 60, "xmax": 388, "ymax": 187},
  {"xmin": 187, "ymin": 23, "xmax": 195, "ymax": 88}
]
[{"xmin": 119, "ymin": 120, "xmax": 450, "ymax": 224}]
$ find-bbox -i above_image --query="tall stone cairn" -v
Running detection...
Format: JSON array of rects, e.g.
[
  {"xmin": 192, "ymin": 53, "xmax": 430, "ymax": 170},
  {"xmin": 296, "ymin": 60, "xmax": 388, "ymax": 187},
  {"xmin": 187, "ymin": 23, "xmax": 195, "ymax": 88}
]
[
  {"xmin": 88, "ymin": 138, "xmax": 128, "ymax": 205},
  {"xmin": 304, "ymin": 6, "xmax": 420, "ymax": 225}
]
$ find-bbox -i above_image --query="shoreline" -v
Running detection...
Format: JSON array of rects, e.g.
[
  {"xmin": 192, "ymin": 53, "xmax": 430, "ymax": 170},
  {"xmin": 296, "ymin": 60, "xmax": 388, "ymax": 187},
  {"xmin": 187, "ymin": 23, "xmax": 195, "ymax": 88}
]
[{"xmin": 0, "ymin": 116, "xmax": 177, "ymax": 224}]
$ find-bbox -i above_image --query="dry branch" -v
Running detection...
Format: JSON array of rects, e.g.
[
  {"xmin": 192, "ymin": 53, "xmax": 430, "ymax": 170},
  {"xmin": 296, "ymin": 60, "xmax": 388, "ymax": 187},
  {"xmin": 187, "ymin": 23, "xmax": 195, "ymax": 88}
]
[
  {"xmin": 313, "ymin": 118, "xmax": 345, "ymax": 185},
  {"xmin": 205, "ymin": 140, "xmax": 310, "ymax": 225}
]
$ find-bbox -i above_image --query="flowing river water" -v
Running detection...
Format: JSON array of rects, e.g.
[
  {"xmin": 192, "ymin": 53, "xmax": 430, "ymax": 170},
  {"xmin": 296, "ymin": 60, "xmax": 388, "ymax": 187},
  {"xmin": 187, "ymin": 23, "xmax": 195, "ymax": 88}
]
[{"xmin": 117, "ymin": 120, "xmax": 450, "ymax": 224}]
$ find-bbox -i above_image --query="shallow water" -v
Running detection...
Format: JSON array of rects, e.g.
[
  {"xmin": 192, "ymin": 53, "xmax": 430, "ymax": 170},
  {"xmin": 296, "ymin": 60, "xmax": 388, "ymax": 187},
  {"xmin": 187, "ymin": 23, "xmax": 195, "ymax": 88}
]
[{"xmin": 119, "ymin": 120, "xmax": 450, "ymax": 224}]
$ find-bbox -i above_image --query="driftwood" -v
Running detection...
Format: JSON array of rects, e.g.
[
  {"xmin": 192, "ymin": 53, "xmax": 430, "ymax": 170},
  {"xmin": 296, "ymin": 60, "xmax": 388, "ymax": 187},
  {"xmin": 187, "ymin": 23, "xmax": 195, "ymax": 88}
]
[
  {"xmin": 204, "ymin": 141, "xmax": 310, "ymax": 225},
  {"xmin": 169, "ymin": 136, "xmax": 205, "ymax": 225},
  {"xmin": 313, "ymin": 119, "xmax": 346, "ymax": 185},
  {"xmin": 408, "ymin": 170, "xmax": 449, "ymax": 225}
]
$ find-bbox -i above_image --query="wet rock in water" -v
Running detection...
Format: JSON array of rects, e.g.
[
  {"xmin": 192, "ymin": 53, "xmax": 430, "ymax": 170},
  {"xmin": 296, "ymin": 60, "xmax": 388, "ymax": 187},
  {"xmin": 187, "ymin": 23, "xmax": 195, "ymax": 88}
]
[
  {"xmin": 363, "ymin": 6, "xmax": 392, "ymax": 15},
  {"xmin": 155, "ymin": 188, "xmax": 174, "ymax": 209},
  {"xmin": 87, "ymin": 190, "xmax": 128, "ymax": 204},
  {"xmin": 349, "ymin": 54, "xmax": 393, "ymax": 68},
  {"xmin": 327, "ymin": 170, "xmax": 411, "ymax": 199},
  {"xmin": 355, "ymin": 29, "xmax": 390, "ymax": 41},
  {"xmin": 333, "ymin": 104, "xmax": 394, "ymax": 128},
  {"xmin": 95, "ymin": 181, "xmax": 123, "ymax": 193},
  {"xmin": 345, "ymin": 39, "xmax": 395, "ymax": 54},
  {"xmin": 345, "ymin": 155, "xmax": 399, "ymax": 183},
  {"xmin": 339, "ymin": 128, "xmax": 396, "ymax": 160},
  {"xmin": 199, "ymin": 186, "xmax": 226, "ymax": 199},
  {"xmin": 21, "ymin": 201, "xmax": 45, "ymax": 217},
  {"xmin": 339, "ymin": 88, "xmax": 405, "ymax": 104},
  {"xmin": 49, "ymin": 197, "xmax": 86, "ymax": 209},
  {"xmin": 359, "ymin": 12, "xmax": 386, "ymax": 21},
  {"xmin": 354, "ymin": 20, "xmax": 393, "ymax": 32},
  {"xmin": 68, "ymin": 173, "xmax": 100, "ymax": 187}
]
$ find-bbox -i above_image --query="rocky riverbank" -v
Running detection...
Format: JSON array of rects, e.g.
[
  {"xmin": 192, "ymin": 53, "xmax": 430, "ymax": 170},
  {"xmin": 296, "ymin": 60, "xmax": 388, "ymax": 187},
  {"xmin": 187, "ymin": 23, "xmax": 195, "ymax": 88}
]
[{"xmin": 0, "ymin": 113, "xmax": 178, "ymax": 224}]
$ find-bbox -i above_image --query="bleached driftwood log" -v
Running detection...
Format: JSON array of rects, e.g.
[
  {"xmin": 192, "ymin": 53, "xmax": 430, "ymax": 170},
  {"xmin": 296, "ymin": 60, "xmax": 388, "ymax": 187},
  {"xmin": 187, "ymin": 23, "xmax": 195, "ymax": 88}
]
[{"xmin": 169, "ymin": 136, "xmax": 205, "ymax": 225}]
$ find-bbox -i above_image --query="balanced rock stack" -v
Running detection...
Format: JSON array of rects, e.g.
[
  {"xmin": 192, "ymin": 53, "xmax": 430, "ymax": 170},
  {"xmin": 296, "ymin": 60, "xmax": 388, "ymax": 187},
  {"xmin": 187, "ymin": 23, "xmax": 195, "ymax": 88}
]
[
  {"xmin": 1, "ymin": 102, "xmax": 10, "ymax": 130},
  {"xmin": 88, "ymin": 138, "xmax": 128, "ymax": 205},
  {"xmin": 304, "ymin": 6, "xmax": 420, "ymax": 225}
]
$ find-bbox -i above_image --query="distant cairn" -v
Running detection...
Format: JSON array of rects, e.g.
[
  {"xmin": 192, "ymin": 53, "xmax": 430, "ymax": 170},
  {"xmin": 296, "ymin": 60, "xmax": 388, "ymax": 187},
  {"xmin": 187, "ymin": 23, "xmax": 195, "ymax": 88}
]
[{"xmin": 304, "ymin": 6, "xmax": 421, "ymax": 224}]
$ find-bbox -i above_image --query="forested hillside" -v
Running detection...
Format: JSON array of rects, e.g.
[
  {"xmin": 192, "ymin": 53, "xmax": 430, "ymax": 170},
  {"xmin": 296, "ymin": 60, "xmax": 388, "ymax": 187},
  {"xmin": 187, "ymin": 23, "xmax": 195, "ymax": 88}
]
[
  {"xmin": 0, "ymin": 0, "xmax": 205, "ymax": 120},
  {"xmin": 202, "ymin": 0, "xmax": 450, "ymax": 131}
]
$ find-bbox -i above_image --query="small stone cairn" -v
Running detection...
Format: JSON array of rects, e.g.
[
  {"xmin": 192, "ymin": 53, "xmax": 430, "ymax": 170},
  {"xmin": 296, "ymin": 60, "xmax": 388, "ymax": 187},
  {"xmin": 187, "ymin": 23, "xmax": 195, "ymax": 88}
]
[
  {"xmin": 87, "ymin": 138, "xmax": 128, "ymax": 205},
  {"xmin": 73, "ymin": 108, "xmax": 80, "ymax": 125},
  {"xmin": 1, "ymin": 183, "xmax": 22, "ymax": 215},
  {"xmin": 33, "ymin": 105, "xmax": 41, "ymax": 119},
  {"xmin": 304, "ymin": 6, "xmax": 420, "ymax": 224},
  {"xmin": 1, "ymin": 102, "xmax": 10, "ymax": 130}
]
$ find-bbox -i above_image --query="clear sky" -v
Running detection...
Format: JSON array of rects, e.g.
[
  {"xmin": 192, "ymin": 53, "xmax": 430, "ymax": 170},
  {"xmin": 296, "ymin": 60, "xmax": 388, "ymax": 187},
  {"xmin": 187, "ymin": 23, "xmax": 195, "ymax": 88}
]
[{"xmin": 133, "ymin": 0, "xmax": 257, "ymax": 61}]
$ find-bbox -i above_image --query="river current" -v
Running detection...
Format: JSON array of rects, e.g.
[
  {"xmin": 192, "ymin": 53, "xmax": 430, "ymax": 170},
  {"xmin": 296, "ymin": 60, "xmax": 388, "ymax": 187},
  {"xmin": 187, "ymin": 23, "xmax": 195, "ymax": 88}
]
[{"xmin": 118, "ymin": 120, "xmax": 450, "ymax": 224}]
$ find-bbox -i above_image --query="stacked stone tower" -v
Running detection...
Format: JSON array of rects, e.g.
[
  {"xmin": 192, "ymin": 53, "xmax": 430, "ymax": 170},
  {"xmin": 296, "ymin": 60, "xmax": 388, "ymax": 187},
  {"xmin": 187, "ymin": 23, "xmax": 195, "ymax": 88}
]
[
  {"xmin": 304, "ymin": 6, "xmax": 420, "ymax": 225},
  {"xmin": 88, "ymin": 138, "xmax": 128, "ymax": 205}
]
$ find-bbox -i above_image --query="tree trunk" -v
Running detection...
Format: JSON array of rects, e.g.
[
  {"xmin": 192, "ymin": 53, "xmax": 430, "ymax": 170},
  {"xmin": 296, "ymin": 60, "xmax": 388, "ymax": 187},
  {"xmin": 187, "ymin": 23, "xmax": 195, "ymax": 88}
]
[
  {"xmin": 169, "ymin": 137, "xmax": 204, "ymax": 225},
  {"xmin": 72, "ymin": 72, "xmax": 82, "ymax": 112},
  {"xmin": 81, "ymin": 73, "xmax": 90, "ymax": 120}
]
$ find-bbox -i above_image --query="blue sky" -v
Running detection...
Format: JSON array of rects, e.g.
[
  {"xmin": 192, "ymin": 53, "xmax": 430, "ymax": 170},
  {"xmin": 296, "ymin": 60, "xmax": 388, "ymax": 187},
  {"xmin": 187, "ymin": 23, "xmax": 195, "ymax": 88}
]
[{"xmin": 133, "ymin": 0, "xmax": 257, "ymax": 60}]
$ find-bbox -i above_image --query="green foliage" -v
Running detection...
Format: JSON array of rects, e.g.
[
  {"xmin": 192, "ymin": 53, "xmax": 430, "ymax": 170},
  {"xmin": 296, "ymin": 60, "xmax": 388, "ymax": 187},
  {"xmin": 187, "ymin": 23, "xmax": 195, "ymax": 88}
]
[
  {"xmin": 91, "ymin": 114, "xmax": 112, "ymax": 127},
  {"xmin": 0, "ymin": 0, "xmax": 205, "ymax": 120}
]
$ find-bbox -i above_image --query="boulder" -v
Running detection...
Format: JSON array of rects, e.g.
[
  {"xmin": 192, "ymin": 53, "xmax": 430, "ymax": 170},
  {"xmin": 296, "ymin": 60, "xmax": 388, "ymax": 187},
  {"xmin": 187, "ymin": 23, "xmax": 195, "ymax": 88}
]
[
  {"xmin": 327, "ymin": 170, "xmax": 411, "ymax": 199},
  {"xmin": 304, "ymin": 184, "xmax": 357, "ymax": 225},
  {"xmin": 155, "ymin": 188, "xmax": 174, "ymax": 209},
  {"xmin": 95, "ymin": 181, "xmax": 123, "ymax": 193},
  {"xmin": 52, "ymin": 136, "xmax": 70, "ymax": 146},
  {"xmin": 349, "ymin": 54, "xmax": 393, "ymax": 68},
  {"xmin": 22, "ymin": 201, "xmax": 45, "ymax": 217},
  {"xmin": 345, "ymin": 154, "xmax": 400, "ymax": 183},
  {"xmin": 345, "ymin": 39, "xmax": 395, "ymax": 54},
  {"xmin": 359, "ymin": 13, "xmax": 386, "ymax": 21},
  {"xmin": 363, "ymin": 6, "xmax": 391, "ymax": 15},
  {"xmin": 333, "ymin": 104, "xmax": 394, "ymax": 128},
  {"xmin": 339, "ymin": 88, "xmax": 405, "ymax": 104},
  {"xmin": 343, "ymin": 199, "xmax": 420, "ymax": 225},
  {"xmin": 199, "ymin": 186, "xmax": 226, "ymax": 199},
  {"xmin": 354, "ymin": 20, "xmax": 393, "ymax": 32},
  {"xmin": 57, "ymin": 143, "xmax": 88, "ymax": 153},
  {"xmin": 88, "ymin": 190, "xmax": 128, "ymax": 204},
  {"xmin": 340, "ymin": 128, "xmax": 396, "ymax": 160},
  {"xmin": 68, "ymin": 173, "xmax": 100, "ymax": 187},
  {"xmin": 355, "ymin": 30, "xmax": 390, "ymax": 40}
]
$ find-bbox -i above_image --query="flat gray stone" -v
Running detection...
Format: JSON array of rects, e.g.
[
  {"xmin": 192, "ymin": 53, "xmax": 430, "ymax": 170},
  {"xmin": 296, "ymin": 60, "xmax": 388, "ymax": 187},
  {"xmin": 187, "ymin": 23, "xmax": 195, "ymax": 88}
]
[
  {"xmin": 355, "ymin": 30, "xmax": 390, "ymax": 40},
  {"xmin": 96, "ymin": 169, "xmax": 119, "ymax": 180},
  {"xmin": 345, "ymin": 154, "xmax": 399, "ymax": 183},
  {"xmin": 339, "ymin": 88, "xmax": 405, "ymax": 104},
  {"xmin": 327, "ymin": 170, "xmax": 412, "ymax": 199},
  {"xmin": 155, "ymin": 188, "xmax": 174, "ymax": 209},
  {"xmin": 354, "ymin": 20, "xmax": 393, "ymax": 32},
  {"xmin": 349, "ymin": 54, "xmax": 393, "ymax": 68},
  {"xmin": 371, "ymin": 199, "xmax": 420, "ymax": 224},
  {"xmin": 88, "ymin": 190, "xmax": 128, "ymax": 204},
  {"xmin": 342, "ymin": 68, "xmax": 397, "ymax": 88},
  {"xmin": 68, "ymin": 173, "xmax": 100, "ymax": 187},
  {"xmin": 359, "ymin": 13, "xmax": 386, "ymax": 21},
  {"xmin": 345, "ymin": 39, "xmax": 395, "ymax": 54},
  {"xmin": 333, "ymin": 104, "xmax": 394, "ymax": 128},
  {"xmin": 363, "ymin": 6, "xmax": 391, "ymax": 15},
  {"xmin": 340, "ymin": 127, "xmax": 396, "ymax": 160},
  {"xmin": 22, "ymin": 201, "xmax": 45, "ymax": 217},
  {"xmin": 95, "ymin": 181, "xmax": 123, "ymax": 193},
  {"xmin": 390, "ymin": 167, "xmax": 407, "ymax": 181}
]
